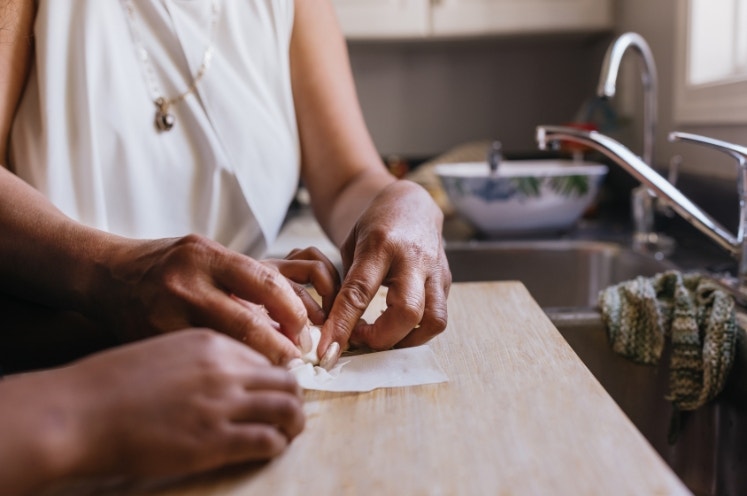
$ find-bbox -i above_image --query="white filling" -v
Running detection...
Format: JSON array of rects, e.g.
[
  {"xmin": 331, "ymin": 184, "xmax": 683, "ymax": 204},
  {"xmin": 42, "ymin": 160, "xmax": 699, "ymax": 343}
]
[{"xmin": 300, "ymin": 325, "xmax": 322, "ymax": 365}]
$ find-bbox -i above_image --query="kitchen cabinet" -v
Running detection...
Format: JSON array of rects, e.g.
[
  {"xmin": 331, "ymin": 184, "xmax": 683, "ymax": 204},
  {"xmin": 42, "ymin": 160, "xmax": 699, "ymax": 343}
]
[
  {"xmin": 432, "ymin": 0, "xmax": 613, "ymax": 37},
  {"xmin": 332, "ymin": 0, "xmax": 613, "ymax": 40},
  {"xmin": 331, "ymin": 0, "xmax": 430, "ymax": 39}
]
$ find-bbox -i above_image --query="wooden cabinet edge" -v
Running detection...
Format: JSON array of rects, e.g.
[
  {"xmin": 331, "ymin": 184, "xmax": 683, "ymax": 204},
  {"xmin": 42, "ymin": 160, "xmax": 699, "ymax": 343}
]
[{"xmin": 333, "ymin": 0, "xmax": 613, "ymax": 41}]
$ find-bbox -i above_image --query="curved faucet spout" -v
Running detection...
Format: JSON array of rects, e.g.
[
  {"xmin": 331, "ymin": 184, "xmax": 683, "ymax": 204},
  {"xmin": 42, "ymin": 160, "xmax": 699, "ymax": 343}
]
[
  {"xmin": 597, "ymin": 32, "xmax": 664, "ymax": 251},
  {"xmin": 536, "ymin": 125, "xmax": 739, "ymax": 255},
  {"xmin": 597, "ymin": 32, "xmax": 658, "ymax": 167}
]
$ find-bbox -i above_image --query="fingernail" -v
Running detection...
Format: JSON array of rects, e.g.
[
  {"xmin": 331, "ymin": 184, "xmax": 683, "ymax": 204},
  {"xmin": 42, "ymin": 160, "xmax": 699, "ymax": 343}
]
[
  {"xmin": 319, "ymin": 342, "xmax": 340, "ymax": 370},
  {"xmin": 299, "ymin": 325, "xmax": 312, "ymax": 354}
]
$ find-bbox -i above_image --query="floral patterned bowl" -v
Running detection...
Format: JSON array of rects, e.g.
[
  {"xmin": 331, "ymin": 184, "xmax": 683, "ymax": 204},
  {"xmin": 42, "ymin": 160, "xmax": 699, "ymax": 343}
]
[{"xmin": 435, "ymin": 160, "xmax": 608, "ymax": 237}]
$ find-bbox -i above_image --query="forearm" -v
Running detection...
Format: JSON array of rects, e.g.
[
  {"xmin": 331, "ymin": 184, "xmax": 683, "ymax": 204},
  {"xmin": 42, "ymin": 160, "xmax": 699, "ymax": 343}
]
[
  {"xmin": 313, "ymin": 168, "xmax": 396, "ymax": 247},
  {"xmin": 290, "ymin": 0, "xmax": 400, "ymax": 246},
  {"xmin": 0, "ymin": 168, "xmax": 123, "ymax": 314},
  {"xmin": 0, "ymin": 0, "xmax": 36, "ymax": 165}
]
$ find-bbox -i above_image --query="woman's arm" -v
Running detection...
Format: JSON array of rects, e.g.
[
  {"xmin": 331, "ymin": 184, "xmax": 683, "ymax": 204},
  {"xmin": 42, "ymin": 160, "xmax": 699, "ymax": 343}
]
[
  {"xmin": 289, "ymin": 0, "xmax": 395, "ymax": 244},
  {"xmin": 0, "ymin": 0, "xmax": 35, "ymax": 166},
  {"xmin": 290, "ymin": 0, "xmax": 451, "ymax": 367},
  {"xmin": 0, "ymin": 165, "xmax": 311, "ymax": 364}
]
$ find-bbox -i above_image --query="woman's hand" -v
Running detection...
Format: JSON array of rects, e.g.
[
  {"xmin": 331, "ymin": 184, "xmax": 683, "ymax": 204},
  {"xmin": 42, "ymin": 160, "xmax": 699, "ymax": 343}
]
[
  {"xmin": 96, "ymin": 234, "xmax": 311, "ymax": 365},
  {"xmin": 0, "ymin": 330, "xmax": 304, "ymax": 495},
  {"xmin": 72, "ymin": 330, "xmax": 305, "ymax": 477},
  {"xmin": 320, "ymin": 180, "xmax": 451, "ymax": 365},
  {"xmin": 262, "ymin": 246, "xmax": 341, "ymax": 325}
]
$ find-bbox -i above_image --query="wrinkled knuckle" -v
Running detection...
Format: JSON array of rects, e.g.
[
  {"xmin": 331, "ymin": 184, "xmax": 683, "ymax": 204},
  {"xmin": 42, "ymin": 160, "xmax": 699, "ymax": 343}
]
[
  {"xmin": 303, "ymin": 246, "xmax": 324, "ymax": 260},
  {"xmin": 186, "ymin": 328, "xmax": 222, "ymax": 344},
  {"xmin": 363, "ymin": 227, "xmax": 397, "ymax": 250},
  {"xmin": 426, "ymin": 313, "xmax": 447, "ymax": 337},
  {"xmin": 159, "ymin": 266, "xmax": 191, "ymax": 298},
  {"xmin": 315, "ymin": 261, "xmax": 340, "ymax": 287},
  {"xmin": 260, "ymin": 258, "xmax": 281, "ymax": 272},
  {"xmin": 174, "ymin": 233, "xmax": 216, "ymax": 258},
  {"xmin": 179, "ymin": 329, "xmax": 227, "ymax": 357},
  {"xmin": 196, "ymin": 327, "xmax": 230, "ymax": 348},
  {"xmin": 399, "ymin": 299, "xmax": 424, "ymax": 326},
  {"xmin": 422, "ymin": 306, "xmax": 448, "ymax": 339},
  {"xmin": 230, "ymin": 308, "xmax": 265, "ymax": 340},
  {"xmin": 429, "ymin": 312, "xmax": 449, "ymax": 336},
  {"xmin": 160, "ymin": 234, "xmax": 222, "ymax": 286},
  {"xmin": 338, "ymin": 282, "xmax": 372, "ymax": 315},
  {"xmin": 182, "ymin": 232, "xmax": 216, "ymax": 248},
  {"xmin": 258, "ymin": 266, "xmax": 286, "ymax": 294},
  {"xmin": 193, "ymin": 335, "xmax": 233, "ymax": 374},
  {"xmin": 370, "ymin": 229, "xmax": 398, "ymax": 249},
  {"xmin": 291, "ymin": 305, "xmax": 309, "ymax": 328},
  {"xmin": 312, "ymin": 259, "xmax": 329, "ymax": 274},
  {"xmin": 304, "ymin": 260, "xmax": 324, "ymax": 280},
  {"xmin": 195, "ymin": 355, "xmax": 227, "ymax": 383}
]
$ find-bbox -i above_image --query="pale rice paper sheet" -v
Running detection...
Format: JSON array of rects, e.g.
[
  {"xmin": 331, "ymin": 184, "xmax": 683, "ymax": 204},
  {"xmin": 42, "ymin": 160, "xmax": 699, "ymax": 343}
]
[{"xmin": 290, "ymin": 345, "xmax": 448, "ymax": 392}]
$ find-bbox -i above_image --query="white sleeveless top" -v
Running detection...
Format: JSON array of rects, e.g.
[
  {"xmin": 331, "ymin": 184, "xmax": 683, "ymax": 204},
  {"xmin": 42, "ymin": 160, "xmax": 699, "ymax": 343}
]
[{"xmin": 10, "ymin": 0, "xmax": 300, "ymax": 256}]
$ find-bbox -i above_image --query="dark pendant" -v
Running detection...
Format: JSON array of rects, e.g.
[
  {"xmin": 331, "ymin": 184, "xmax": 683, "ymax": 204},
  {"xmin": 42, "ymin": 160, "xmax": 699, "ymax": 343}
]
[
  {"xmin": 155, "ymin": 110, "xmax": 175, "ymax": 132},
  {"xmin": 154, "ymin": 97, "xmax": 175, "ymax": 132}
]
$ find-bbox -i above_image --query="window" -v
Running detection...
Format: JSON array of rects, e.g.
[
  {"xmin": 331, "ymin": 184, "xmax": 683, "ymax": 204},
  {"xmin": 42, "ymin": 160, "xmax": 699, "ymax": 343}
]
[
  {"xmin": 689, "ymin": 0, "xmax": 747, "ymax": 84},
  {"xmin": 674, "ymin": 0, "xmax": 747, "ymax": 123}
]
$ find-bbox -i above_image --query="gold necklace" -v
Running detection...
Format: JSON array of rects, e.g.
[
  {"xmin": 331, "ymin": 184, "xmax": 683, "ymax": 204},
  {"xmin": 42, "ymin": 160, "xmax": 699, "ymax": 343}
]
[{"xmin": 122, "ymin": 0, "xmax": 220, "ymax": 132}]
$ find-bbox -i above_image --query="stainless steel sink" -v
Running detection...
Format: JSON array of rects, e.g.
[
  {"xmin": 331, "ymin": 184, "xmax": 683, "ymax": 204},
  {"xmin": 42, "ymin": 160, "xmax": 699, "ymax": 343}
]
[
  {"xmin": 550, "ymin": 311, "xmax": 747, "ymax": 496},
  {"xmin": 445, "ymin": 239, "xmax": 677, "ymax": 308},
  {"xmin": 445, "ymin": 239, "xmax": 746, "ymax": 495}
]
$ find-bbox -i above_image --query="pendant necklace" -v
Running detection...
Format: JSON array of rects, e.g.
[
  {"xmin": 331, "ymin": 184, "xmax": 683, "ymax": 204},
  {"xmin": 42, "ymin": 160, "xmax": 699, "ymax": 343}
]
[{"xmin": 122, "ymin": 0, "xmax": 220, "ymax": 132}]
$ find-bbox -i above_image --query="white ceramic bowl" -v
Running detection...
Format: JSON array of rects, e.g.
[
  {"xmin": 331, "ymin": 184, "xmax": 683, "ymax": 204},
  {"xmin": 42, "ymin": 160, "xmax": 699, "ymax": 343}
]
[{"xmin": 435, "ymin": 160, "xmax": 608, "ymax": 237}]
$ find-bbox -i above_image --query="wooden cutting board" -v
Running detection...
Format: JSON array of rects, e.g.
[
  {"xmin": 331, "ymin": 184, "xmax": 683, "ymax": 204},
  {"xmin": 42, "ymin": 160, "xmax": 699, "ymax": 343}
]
[{"xmin": 79, "ymin": 281, "xmax": 691, "ymax": 495}]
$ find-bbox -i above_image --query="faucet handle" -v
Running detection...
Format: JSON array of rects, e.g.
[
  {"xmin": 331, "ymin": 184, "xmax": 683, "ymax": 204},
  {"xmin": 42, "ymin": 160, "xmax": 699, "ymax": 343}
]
[
  {"xmin": 669, "ymin": 131, "xmax": 747, "ymax": 253},
  {"xmin": 655, "ymin": 155, "xmax": 682, "ymax": 219},
  {"xmin": 667, "ymin": 154, "xmax": 681, "ymax": 186},
  {"xmin": 668, "ymin": 132, "xmax": 747, "ymax": 168}
]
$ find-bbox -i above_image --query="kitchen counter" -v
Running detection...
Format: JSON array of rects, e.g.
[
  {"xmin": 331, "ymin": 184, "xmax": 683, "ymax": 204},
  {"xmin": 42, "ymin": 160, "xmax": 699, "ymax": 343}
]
[
  {"xmin": 59, "ymin": 282, "xmax": 690, "ymax": 495},
  {"xmin": 266, "ymin": 208, "xmax": 343, "ymax": 269}
]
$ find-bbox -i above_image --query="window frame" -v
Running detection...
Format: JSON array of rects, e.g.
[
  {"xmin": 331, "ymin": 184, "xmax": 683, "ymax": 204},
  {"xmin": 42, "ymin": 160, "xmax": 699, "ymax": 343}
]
[{"xmin": 673, "ymin": 0, "xmax": 747, "ymax": 124}]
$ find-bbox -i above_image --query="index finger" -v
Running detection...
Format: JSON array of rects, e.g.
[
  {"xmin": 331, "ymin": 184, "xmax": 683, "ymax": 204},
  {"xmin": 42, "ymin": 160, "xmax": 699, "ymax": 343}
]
[
  {"xmin": 319, "ymin": 255, "xmax": 387, "ymax": 366},
  {"xmin": 194, "ymin": 288, "xmax": 302, "ymax": 365},
  {"xmin": 214, "ymin": 255, "xmax": 308, "ymax": 343}
]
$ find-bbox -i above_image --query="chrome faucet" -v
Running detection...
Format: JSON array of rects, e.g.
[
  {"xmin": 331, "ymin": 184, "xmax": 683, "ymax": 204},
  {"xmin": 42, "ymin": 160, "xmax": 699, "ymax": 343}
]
[
  {"xmin": 536, "ymin": 125, "xmax": 747, "ymax": 299},
  {"xmin": 598, "ymin": 32, "xmax": 657, "ymax": 167},
  {"xmin": 597, "ymin": 32, "xmax": 670, "ymax": 252},
  {"xmin": 668, "ymin": 132, "xmax": 747, "ymax": 283}
]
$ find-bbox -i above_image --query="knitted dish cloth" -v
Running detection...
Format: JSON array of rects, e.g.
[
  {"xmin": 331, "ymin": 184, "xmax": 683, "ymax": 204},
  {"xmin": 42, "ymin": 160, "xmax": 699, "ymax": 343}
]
[{"xmin": 598, "ymin": 270, "xmax": 738, "ymax": 411}]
